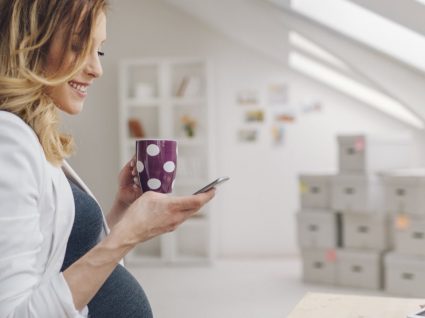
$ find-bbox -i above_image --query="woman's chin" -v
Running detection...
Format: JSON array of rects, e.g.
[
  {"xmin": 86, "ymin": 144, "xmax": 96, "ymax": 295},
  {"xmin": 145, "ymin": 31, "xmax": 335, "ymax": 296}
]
[{"xmin": 57, "ymin": 103, "xmax": 84, "ymax": 115}]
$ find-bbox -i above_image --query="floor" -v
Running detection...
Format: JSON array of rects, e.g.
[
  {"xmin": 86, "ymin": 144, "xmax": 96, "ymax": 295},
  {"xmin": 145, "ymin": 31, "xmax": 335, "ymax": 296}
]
[{"xmin": 127, "ymin": 257, "xmax": 388, "ymax": 318}]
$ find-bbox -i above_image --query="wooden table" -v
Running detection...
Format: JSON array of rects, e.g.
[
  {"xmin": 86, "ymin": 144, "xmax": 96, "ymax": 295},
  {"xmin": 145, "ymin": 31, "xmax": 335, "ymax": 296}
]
[{"xmin": 288, "ymin": 292, "xmax": 424, "ymax": 318}]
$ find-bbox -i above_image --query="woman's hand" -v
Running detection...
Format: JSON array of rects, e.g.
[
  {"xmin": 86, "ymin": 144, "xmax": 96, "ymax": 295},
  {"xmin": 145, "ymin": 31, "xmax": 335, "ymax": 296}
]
[
  {"xmin": 116, "ymin": 155, "xmax": 142, "ymax": 207},
  {"xmin": 112, "ymin": 189, "xmax": 216, "ymax": 245},
  {"xmin": 107, "ymin": 156, "xmax": 142, "ymax": 228}
]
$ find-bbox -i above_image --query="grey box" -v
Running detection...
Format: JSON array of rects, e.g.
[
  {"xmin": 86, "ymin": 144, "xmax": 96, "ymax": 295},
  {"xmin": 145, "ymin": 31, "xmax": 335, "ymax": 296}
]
[
  {"xmin": 336, "ymin": 249, "xmax": 382, "ymax": 290},
  {"xmin": 343, "ymin": 213, "xmax": 390, "ymax": 251},
  {"xmin": 299, "ymin": 174, "xmax": 333, "ymax": 209},
  {"xmin": 331, "ymin": 174, "xmax": 384, "ymax": 213},
  {"xmin": 338, "ymin": 135, "xmax": 412, "ymax": 174},
  {"xmin": 385, "ymin": 252, "xmax": 425, "ymax": 297},
  {"xmin": 301, "ymin": 249, "xmax": 338, "ymax": 285},
  {"xmin": 297, "ymin": 210, "xmax": 340, "ymax": 249},
  {"xmin": 393, "ymin": 215, "xmax": 425, "ymax": 256},
  {"xmin": 382, "ymin": 169, "xmax": 425, "ymax": 216}
]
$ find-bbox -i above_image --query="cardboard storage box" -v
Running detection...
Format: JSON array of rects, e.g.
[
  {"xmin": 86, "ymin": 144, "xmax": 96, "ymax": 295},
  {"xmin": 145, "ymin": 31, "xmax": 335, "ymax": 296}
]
[
  {"xmin": 299, "ymin": 174, "xmax": 333, "ymax": 209},
  {"xmin": 382, "ymin": 169, "xmax": 425, "ymax": 215},
  {"xmin": 385, "ymin": 252, "xmax": 425, "ymax": 297},
  {"xmin": 297, "ymin": 210, "xmax": 341, "ymax": 249},
  {"xmin": 331, "ymin": 174, "xmax": 384, "ymax": 213},
  {"xmin": 301, "ymin": 249, "xmax": 338, "ymax": 285},
  {"xmin": 336, "ymin": 249, "xmax": 382, "ymax": 290},
  {"xmin": 337, "ymin": 135, "xmax": 412, "ymax": 174},
  {"xmin": 393, "ymin": 214, "xmax": 425, "ymax": 256},
  {"xmin": 342, "ymin": 212, "xmax": 390, "ymax": 251}
]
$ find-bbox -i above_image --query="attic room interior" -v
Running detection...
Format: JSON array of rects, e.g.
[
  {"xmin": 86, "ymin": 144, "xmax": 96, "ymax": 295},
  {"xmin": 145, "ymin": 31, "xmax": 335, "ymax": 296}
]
[{"xmin": 2, "ymin": 0, "xmax": 425, "ymax": 317}]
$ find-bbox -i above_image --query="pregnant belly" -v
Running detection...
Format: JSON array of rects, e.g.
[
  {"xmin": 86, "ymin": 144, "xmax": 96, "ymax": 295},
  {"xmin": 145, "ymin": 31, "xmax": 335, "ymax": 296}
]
[{"xmin": 87, "ymin": 264, "xmax": 153, "ymax": 318}]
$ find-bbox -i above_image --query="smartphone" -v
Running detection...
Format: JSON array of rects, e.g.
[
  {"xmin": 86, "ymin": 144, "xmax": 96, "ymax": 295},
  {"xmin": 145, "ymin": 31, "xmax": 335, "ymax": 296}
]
[
  {"xmin": 408, "ymin": 309, "xmax": 425, "ymax": 318},
  {"xmin": 193, "ymin": 176, "xmax": 230, "ymax": 195}
]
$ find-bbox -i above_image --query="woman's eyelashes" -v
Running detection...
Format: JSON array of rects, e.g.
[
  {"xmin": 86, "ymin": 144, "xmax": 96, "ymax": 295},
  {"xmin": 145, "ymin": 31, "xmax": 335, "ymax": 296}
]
[{"xmin": 97, "ymin": 50, "xmax": 105, "ymax": 57}]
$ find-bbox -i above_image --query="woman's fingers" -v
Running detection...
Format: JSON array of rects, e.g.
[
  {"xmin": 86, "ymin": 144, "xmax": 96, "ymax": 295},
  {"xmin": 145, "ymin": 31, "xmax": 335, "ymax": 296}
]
[
  {"xmin": 170, "ymin": 189, "xmax": 216, "ymax": 212},
  {"xmin": 128, "ymin": 156, "xmax": 141, "ymax": 188}
]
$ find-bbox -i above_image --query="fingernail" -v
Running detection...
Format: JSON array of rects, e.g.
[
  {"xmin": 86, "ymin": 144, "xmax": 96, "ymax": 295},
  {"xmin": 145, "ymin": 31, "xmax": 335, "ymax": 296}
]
[
  {"xmin": 132, "ymin": 184, "xmax": 138, "ymax": 189},
  {"xmin": 130, "ymin": 160, "xmax": 134, "ymax": 167},
  {"xmin": 133, "ymin": 177, "xmax": 139, "ymax": 184},
  {"xmin": 131, "ymin": 170, "xmax": 136, "ymax": 176}
]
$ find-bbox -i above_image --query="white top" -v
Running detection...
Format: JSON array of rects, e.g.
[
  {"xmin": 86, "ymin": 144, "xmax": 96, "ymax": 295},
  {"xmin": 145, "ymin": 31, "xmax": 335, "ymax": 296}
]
[{"xmin": 0, "ymin": 111, "xmax": 110, "ymax": 317}]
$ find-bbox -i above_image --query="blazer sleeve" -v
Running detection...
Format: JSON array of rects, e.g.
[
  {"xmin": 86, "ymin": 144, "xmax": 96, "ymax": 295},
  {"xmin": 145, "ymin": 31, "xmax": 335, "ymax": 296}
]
[{"xmin": 0, "ymin": 112, "xmax": 85, "ymax": 318}]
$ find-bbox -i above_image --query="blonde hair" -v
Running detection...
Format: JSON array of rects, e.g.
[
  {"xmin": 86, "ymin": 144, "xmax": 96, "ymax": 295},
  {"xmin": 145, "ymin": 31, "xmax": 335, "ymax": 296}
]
[{"xmin": 0, "ymin": 0, "xmax": 108, "ymax": 166}]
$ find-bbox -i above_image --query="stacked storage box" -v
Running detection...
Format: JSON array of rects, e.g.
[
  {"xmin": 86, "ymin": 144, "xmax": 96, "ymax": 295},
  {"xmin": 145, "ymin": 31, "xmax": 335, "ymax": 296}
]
[
  {"xmin": 298, "ymin": 134, "xmax": 412, "ymax": 290},
  {"xmin": 298, "ymin": 174, "xmax": 340, "ymax": 284},
  {"xmin": 298, "ymin": 173, "xmax": 340, "ymax": 284},
  {"xmin": 382, "ymin": 169, "xmax": 425, "ymax": 297}
]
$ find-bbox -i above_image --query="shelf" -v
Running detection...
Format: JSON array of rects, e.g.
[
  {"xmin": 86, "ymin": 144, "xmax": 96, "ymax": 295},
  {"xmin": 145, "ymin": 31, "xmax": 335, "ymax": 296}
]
[{"xmin": 120, "ymin": 57, "xmax": 213, "ymax": 267}]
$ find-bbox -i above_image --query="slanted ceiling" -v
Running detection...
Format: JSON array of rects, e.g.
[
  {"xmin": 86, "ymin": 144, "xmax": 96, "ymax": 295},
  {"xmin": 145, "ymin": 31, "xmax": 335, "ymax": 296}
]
[{"xmin": 163, "ymin": 0, "xmax": 425, "ymax": 129}]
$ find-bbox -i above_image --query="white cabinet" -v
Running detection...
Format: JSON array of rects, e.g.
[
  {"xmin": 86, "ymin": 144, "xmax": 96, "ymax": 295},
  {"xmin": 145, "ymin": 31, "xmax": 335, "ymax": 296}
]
[{"xmin": 119, "ymin": 58, "xmax": 215, "ymax": 265}]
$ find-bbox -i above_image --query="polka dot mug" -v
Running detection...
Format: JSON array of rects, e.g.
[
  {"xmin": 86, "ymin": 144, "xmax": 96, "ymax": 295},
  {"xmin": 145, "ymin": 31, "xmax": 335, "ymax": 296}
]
[{"xmin": 135, "ymin": 139, "xmax": 177, "ymax": 193}]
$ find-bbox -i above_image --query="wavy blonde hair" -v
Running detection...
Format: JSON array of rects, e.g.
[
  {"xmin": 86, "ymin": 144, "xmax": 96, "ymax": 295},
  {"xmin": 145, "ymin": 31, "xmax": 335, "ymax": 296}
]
[{"xmin": 0, "ymin": 0, "xmax": 108, "ymax": 166}]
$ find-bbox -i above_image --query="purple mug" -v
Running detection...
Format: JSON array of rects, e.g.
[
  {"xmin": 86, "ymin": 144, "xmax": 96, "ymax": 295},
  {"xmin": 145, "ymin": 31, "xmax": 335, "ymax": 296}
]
[{"xmin": 136, "ymin": 139, "xmax": 178, "ymax": 193}]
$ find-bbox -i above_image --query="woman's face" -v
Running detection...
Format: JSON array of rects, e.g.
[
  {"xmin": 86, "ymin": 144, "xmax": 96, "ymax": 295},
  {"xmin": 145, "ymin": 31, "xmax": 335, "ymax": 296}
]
[{"xmin": 45, "ymin": 12, "xmax": 107, "ymax": 115}]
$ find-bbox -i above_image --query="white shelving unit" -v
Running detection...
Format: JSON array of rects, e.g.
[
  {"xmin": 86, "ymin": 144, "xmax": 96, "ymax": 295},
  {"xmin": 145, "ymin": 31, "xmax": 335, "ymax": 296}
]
[{"xmin": 119, "ymin": 57, "xmax": 215, "ymax": 266}]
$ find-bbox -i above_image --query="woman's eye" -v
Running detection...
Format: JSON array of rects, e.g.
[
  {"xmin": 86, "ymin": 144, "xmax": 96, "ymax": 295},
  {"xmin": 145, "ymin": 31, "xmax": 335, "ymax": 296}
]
[{"xmin": 97, "ymin": 51, "xmax": 105, "ymax": 57}]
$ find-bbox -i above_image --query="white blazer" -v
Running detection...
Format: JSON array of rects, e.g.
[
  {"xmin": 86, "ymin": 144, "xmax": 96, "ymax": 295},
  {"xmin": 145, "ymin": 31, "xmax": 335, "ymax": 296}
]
[{"xmin": 0, "ymin": 111, "xmax": 110, "ymax": 317}]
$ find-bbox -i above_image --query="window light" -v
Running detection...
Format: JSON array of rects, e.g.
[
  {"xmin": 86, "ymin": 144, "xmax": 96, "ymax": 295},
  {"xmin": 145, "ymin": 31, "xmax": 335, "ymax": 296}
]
[
  {"xmin": 289, "ymin": 51, "xmax": 424, "ymax": 129},
  {"xmin": 415, "ymin": 0, "xmax": 425, "ymax": 5},
  {"xmin": 291, "ymin": 0, "xmax": 425, "ymax": 73},
  {"xmin": 289, "ymin": 31, "xmax": 349, "ymax": 71}
]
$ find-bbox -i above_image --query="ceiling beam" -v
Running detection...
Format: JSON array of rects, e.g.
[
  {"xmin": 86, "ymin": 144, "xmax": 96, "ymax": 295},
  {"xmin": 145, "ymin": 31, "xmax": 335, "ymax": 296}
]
[
  {"xmin": 348, "ymin": 0, "xmax": 425, "ymax": 36},
  {"xmin": 259, "ymin": 0, "xmax": 425, "ymax": 125}
]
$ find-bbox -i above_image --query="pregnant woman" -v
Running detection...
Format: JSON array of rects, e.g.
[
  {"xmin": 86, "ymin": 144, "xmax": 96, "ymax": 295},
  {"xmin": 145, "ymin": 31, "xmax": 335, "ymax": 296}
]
[{"xmin": 0, "ymin": 1, "xmax": 215, "ymax": 317}]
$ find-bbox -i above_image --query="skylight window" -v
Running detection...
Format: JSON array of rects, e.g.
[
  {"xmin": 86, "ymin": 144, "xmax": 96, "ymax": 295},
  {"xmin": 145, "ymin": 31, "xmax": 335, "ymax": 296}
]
[
  {"xmin": 289, "ymin": 51, "xmax": 424, "ymax": 129},
  {"xmin": 289, "ymin": 31, "xmax": 349, "ymax": 71},
  {"xmin": 291, "ymin": 0, "xmax": 425, "ymax": 73}
]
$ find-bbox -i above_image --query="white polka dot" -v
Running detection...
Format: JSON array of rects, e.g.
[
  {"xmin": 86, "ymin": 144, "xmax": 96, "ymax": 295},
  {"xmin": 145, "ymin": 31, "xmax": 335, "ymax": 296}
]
[
  {"xmin": 163, "ymin": 161, "xmax": 175, "ymax": 173},
  {"xmin": 147, "ymin": 144, "xmax": 160, "ymax": 156},
  {"xmin": 147, "ymin": 178, "xmax": 161, "ymax": 190},
  {"xmin": 136, "ymin": 161, "xmax": 144, "ymax": 172}
]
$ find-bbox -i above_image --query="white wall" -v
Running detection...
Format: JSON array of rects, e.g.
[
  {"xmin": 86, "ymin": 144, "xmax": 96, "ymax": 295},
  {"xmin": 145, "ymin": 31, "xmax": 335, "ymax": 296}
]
[{"xmin": 63, "ymin": 0, "xmax": 425, "ymax": 257}]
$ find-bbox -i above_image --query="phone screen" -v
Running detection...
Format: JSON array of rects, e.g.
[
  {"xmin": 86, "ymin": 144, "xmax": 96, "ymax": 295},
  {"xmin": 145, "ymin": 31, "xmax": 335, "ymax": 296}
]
[{"xmin": 193, "ymin": 177, "xmax": 230, "ymax": 195}]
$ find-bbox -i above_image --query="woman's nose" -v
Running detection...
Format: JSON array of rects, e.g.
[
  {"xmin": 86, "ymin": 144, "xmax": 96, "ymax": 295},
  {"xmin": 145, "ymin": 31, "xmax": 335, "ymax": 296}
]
[{"xmin": 85, "ymin": 52, "xmax": 103, "ymax": 79}]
